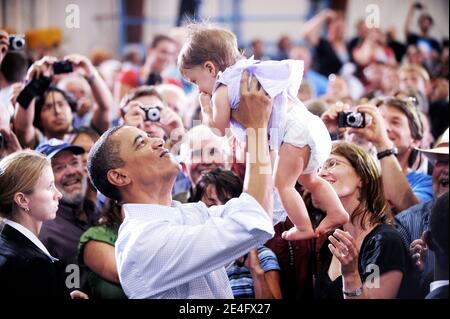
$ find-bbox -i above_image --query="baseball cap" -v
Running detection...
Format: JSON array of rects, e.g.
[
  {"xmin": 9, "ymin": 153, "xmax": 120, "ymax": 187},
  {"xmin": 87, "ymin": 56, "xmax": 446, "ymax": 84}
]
[
  {"xmin": 416, "ymin": 128, "xmax": 449, "ymax": 163},
  {"xmin": 36, "ymin": 138, "xmax": 84, "ymax": 159}
]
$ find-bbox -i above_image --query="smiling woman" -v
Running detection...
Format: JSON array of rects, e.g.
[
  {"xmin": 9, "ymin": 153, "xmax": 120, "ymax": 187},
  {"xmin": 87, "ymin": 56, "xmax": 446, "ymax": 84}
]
[{"xmin": 315, "ymin": 141, "xmax": 414, "ymax": 299}]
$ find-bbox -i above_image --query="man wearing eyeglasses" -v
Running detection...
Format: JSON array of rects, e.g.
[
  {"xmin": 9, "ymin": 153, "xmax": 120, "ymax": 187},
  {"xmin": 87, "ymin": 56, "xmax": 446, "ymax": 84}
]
[{"xmin": 36, "ymin": 138, "xmax": 97, "ymax": 291}]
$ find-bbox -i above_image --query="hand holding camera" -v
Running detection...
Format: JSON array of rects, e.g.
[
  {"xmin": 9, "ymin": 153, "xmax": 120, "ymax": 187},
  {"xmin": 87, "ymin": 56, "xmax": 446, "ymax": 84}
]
[
  {"xmin": 320, "ymin": 101, "xmax": 351, "ymax": 135},
  {"xmin": 346, "ymin": 104, "xmax": 393, "ymax": 150},
  {"xmin": 17, "ymin": 56, "xmax": 56, "ymax": 109},
  {"xmin": 64, "ymin": 54, "xmax": 97, "ymax": 78},
  {"xmin": 337, "ymin": 111, "xmax": 366, "ymax": 128},
  {"xmin": 122, "ymin": 101, "xmax": 149, "ymax": 129}
]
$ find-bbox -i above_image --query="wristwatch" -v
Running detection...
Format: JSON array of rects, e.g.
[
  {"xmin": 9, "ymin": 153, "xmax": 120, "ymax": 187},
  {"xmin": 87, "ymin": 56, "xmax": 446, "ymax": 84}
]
[
  {"xmin": 343, "ymin": 286, "xmax": 364, "ymax": 297},
  {"xmin": 377, "ymin": 147, "xmax": 398, "ymax": 160}
]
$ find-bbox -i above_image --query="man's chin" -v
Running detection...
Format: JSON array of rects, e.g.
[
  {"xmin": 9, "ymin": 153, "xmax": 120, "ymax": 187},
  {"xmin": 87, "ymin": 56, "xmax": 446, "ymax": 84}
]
[{"xmin": 60, "ymin": 192, "xmax": 84, "ymax": 206}]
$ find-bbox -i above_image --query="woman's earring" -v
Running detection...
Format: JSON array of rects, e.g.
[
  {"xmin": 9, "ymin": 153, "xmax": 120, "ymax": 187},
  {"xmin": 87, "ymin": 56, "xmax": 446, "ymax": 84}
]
[{"xmin": 24, "ymin": 207, "xmax": 30, "ymax": 213}]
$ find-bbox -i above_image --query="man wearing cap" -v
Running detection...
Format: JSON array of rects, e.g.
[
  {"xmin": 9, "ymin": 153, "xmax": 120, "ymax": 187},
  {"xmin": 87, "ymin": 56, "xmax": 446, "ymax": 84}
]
[
  {"xmin": 36, "ymin": 138, "xmax": 97, "ymax": 290},
  {"xmin": 395, "ymin": 128, "xmax": 449, "ymax": 298}
]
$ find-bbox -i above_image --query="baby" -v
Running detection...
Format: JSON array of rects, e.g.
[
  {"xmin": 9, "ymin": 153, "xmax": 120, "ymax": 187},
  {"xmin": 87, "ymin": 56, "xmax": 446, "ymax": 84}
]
[{"xmin": 178, "ymin": 24, "xmax": 348, "ymax": 239}]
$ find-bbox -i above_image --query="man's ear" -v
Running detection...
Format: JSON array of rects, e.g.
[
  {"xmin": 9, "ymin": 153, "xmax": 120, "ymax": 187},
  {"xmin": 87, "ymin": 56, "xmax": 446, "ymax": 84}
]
[
  {"xmin": 423, "ymin": 230, "xmax": 435, "ymax": 252},
  {"xmin": 411, "ymin": 138, "xmax": 421, "ymax": 149},
  {"xmin": 107, "ymin": 169, "xmax": 131, "ymax": 187},
  {"xmin": 204, "ymin": 61, "xmax": 217, "ymax": 76}
]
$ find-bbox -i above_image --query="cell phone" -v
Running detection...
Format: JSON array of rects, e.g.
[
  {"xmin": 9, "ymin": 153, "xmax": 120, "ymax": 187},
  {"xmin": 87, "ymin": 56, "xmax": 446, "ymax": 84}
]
[
  {"xmin": 53, "ymin": 61, "xmax": 73, "ymax": 74},
  {"xmin": 16, "ymin": 76, "xmax": 52, "ymax": 109},
  {"xmin": 337, "ymin": 112, "xmax": 366, "ymax": 128}
]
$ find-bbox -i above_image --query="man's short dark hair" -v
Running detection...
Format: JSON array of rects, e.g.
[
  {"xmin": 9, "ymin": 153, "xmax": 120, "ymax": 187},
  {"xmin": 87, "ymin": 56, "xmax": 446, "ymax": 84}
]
[
  {"xmin": 0, "ymin": 51, "xmax": 28, "ymax": 83},
  {"xmin": 87, "ymin": 126, "xmax": 125, "ymax": 201}
]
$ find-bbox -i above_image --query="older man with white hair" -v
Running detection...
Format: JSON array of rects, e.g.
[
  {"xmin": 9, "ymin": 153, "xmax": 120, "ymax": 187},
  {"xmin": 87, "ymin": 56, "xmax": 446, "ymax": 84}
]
[{"xmin": 174, "ymin": 124, "xmax": 232, "ymax": 202}]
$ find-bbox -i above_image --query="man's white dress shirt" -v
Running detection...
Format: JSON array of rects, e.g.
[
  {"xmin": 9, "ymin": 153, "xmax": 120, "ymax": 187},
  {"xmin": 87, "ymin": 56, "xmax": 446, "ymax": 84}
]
[{"xmin": 116, "ymin": 192, "xmax": 275, "ymax": 299}]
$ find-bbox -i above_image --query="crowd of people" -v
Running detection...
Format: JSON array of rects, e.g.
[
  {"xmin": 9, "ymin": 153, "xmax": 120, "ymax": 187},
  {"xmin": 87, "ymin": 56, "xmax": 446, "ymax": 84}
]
[{"xmin": 0, "ymin": 2, "xmax": 448, "ymax": 300}]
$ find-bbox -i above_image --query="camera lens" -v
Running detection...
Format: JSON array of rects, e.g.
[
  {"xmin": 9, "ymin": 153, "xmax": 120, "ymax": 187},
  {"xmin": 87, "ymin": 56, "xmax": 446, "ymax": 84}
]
[
  {"xmin": 9, "ymin": 36, "xmax": 25, "ymax": 50},
  {"xmin": 147, "ymin": 108, "xmax": 160, "ymax": 122},
  {"xmin": 140, "ymin": 106, "xmax": 161, "ymax": 122},
  {"xmin": 347, "ymin": 113, "xmax": 363, "ymax": 127}
]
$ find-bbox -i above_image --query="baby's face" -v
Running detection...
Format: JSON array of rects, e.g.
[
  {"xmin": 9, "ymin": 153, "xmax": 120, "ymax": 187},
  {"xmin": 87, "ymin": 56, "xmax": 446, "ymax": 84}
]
[{"xmin": 181, "ymin": 65, "xmax": 216, "ymax": 95}]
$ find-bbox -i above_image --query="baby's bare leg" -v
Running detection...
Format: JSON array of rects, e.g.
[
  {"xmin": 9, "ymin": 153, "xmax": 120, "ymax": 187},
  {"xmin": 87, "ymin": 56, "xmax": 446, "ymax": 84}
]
[
  {"xmin": 275, "ymin": 144, "xmax": 316, "ymax": 240},
  {"xmin": 299, "ymin": 173, "xmax": 349, "ymax": 236}
]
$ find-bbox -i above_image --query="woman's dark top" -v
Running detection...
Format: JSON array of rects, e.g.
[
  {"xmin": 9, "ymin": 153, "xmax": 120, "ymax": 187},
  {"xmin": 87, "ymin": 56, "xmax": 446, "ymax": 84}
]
[
  {"xmin": 0, "ymin": 223, "xmax": 71, "ymax": 299},
  {"xmin": 314, "ymin": 224, "xmax": 411, "ymax": 299}
]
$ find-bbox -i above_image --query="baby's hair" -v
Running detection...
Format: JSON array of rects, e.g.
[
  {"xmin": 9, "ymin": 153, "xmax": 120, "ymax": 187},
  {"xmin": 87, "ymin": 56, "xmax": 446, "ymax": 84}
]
[{"xmin": 178, "ymin": 23, "xmax": 241, "ymax": 73}]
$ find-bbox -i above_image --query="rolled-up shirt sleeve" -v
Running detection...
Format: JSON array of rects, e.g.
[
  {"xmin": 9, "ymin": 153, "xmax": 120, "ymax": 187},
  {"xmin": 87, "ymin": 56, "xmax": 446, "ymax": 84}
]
[{"xmin": 116, "ymin": 192, "xmax": 274, "ymax": 298}]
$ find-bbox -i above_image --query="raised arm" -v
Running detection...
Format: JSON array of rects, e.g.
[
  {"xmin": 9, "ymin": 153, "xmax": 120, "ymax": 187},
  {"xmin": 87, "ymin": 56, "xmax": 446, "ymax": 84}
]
[
  {"xmin": 350, "ymin": 105, "xmax": 419, "ymax": 212},
  {"xmin": 302, "ymin": 9, "xmax": 336, "ymax": 47},
  {"xmin": 232, "ymin": 71, "xmax": 273, "ymax": 216},
  {"xmin": 13, "ymin": 57, "xmax": 55, "ymax": 148},
  {"xmin": 65, "ymin": 54, "xmax": 113, "ymax": 133},
  {"xmin": 404, "ymin": 2, "xmax": 418, "ymax": 37}
]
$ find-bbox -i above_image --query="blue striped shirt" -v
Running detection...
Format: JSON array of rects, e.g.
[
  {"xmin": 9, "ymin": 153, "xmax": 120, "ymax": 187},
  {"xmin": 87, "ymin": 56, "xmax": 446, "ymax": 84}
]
[{"xmin": 226, "ymin": 245, "xmax": 280, "ymax": 299}]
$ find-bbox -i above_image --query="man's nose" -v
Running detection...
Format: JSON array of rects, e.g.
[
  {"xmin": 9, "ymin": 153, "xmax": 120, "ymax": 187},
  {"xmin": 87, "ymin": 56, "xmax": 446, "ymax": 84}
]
[
  {"xmin": 150, "ymin": 137, "xmax": 165, "ymax": 149},
  {"xmin": 52, "ymin": 104, "xmax": 63, "ymax": 115}
]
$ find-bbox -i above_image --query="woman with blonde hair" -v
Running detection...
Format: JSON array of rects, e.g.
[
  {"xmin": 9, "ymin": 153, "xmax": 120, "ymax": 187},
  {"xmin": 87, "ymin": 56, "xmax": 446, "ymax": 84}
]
[{"xmin": 0, "ymin": 150, "xmax": 87, "ymax": 299}]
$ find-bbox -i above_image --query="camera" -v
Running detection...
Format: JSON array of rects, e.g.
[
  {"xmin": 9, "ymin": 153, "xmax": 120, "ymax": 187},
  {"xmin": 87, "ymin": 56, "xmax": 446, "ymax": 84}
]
[
  {"xmin": 414, "ymin": 2, "xmax": 423, "ymax": 9},
  {"xmin": 337, "ymin": 112, "xmax": 366, "ymax": 128},
  {"xmin": 140, "ymin": 106, "xmax": 161, "ymax": 122},
  {"xmin": 9, "ymin": 35, "xmax": 25, "ymax": 51},
  {"xmin": 53, "ymin": 61, "xmax": 73, "ymax": 74}
]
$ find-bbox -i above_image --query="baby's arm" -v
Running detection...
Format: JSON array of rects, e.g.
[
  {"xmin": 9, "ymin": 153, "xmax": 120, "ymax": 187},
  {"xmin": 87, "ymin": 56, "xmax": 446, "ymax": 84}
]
[{"xmin": 209, "ymin": 85, "xmax": 231, "ymax": 136}]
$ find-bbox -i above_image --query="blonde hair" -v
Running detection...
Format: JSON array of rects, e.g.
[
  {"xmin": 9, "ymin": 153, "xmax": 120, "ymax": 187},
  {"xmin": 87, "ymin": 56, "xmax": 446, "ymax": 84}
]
[
  {"xmin": 0, "ymin": 150, "xmax": 49, "ymax": 218},
  {"xmin": 178, "ymin": 23, "xmax": 241, "ymax": 72},
  {"xmin": 399, "ymin": 64, "xmax": 430, "ymax": 82}
]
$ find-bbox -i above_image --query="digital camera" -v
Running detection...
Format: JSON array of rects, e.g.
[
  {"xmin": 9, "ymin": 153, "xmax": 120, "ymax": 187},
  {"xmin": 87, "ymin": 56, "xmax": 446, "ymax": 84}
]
[
  {"xmin": 337, "ymin": 111, "xmax": 366, "ymax": 128},
  {"xmin": 140, "ymin": 106, "xmax": 161, "ymax": 122},
  {"xmin": 9, "ymin": 35, "xmax": 25, "ymax": 51},
  {"xmin": 53, "ymin": 61, "xmax": 73, "ymax": 74}
]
